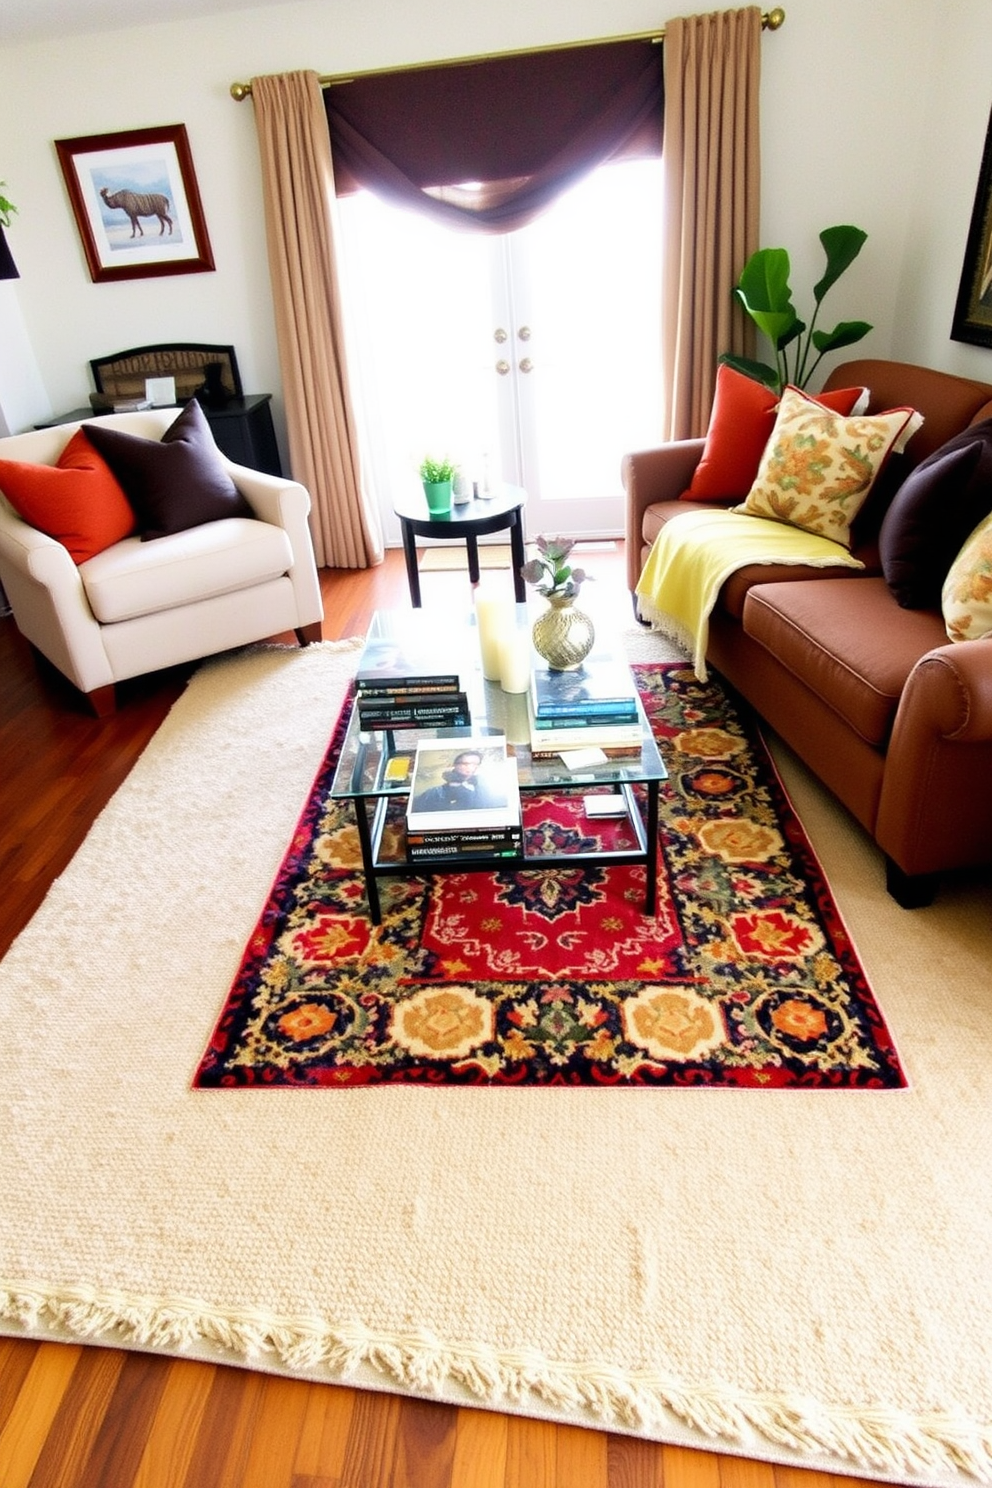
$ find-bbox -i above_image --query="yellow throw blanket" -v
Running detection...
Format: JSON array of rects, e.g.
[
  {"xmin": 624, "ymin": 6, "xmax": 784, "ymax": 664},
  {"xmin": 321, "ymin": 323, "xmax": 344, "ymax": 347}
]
[{"xmin": 635, "ymin": 508, "xmax": 864, "ymax": 680}]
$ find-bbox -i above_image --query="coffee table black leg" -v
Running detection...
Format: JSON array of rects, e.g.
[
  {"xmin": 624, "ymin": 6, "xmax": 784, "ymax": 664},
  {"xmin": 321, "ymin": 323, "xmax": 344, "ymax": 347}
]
[
  {"xmin": 466, "ymin": 534, "xmax": 481, "ymax": 585},
  {"xmin": 644, "ymin": 779, "xmax": 659, "ymax": 915},
  {"xmin": 510, "ymin": 515, "xmax": 527, "ymax": 601},
  {"xmin": 400, "ymin": 519, "xmax": 422, "ymax": 608},
  {"xmin": 352, "ymin": 799, "xmax": 383, "ymax": 924}
]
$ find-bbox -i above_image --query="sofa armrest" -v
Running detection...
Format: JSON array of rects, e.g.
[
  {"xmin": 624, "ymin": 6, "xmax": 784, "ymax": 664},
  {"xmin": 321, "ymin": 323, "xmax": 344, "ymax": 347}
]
[
  {"xmin": 876, "ymin": 640, "xmax": 992, "ymax": 877},
  {"xmin": 621, "ymin": 439, "xmax": 705, "ymax": 592},
  {"xmin": 221, "ymin": 459, "xmax": 323, "ymax": 627}
]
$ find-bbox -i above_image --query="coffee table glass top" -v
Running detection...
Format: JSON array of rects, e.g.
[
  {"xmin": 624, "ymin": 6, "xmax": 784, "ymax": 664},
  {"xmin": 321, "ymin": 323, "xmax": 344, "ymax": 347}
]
[{"xmin": 329, "ymin": 607, "xmax": 666, "ymax": 801}]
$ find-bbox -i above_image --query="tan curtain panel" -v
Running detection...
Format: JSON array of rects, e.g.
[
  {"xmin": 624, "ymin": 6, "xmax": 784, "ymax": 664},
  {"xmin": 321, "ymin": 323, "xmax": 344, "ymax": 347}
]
[
  {"xmin": 251, "ymin": 70, "xmax": 382, "ymax": 569},
  {"xmin": 661, "ymin": 6, "xmax": 761, "ymax": 440}
]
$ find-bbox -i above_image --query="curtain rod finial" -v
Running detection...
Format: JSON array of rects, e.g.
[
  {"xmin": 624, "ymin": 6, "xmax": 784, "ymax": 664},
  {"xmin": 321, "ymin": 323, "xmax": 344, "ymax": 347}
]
[
  {"xmin": 765, "ymin": 7, "xmax": 785, "ymax": 30},
  {"xmin": 231, "ymin": 80, "xmax": 251, "ymax": 101}
]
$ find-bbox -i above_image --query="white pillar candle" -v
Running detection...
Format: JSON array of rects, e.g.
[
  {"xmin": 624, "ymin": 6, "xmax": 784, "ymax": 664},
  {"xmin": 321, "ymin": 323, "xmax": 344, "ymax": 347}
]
[
  {"xmin": 498, "ymin": 628, "xmax": 531, "ymax": 694},
  {"xmin": 475, "ymin": 594, "xmax": 511, "ymax": 681}
]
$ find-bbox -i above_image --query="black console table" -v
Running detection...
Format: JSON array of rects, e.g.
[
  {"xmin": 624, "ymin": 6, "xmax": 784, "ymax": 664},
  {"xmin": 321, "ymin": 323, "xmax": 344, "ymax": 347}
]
[{"xmin": 36, "ymin": 394, "xmax": 283, "ymax": 478}]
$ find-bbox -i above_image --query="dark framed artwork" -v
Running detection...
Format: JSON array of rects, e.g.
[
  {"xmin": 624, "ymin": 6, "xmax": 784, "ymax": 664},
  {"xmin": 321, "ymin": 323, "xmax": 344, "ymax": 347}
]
[
  {"xmin": 54, "ymin": 124, "xmax": 215, "ymax": 283},
  {"xmin": 951, "ymin": 101, "xmax": 992, "ymax": 349}
]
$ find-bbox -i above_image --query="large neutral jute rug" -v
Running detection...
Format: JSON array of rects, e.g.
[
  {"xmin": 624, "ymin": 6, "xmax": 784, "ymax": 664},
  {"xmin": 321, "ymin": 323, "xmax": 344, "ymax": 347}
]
[{"xmin": 1, "ymin": 630, "xmax": 991, "ymax": 1486}]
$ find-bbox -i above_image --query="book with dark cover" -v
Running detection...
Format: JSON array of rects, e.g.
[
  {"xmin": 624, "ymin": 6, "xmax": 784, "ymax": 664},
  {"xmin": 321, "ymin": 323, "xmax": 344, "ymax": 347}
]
[
  {"xmin": 407, "ymin": 825, "xmax": 524, "ymax": 861},
  {"xmin": 356, "ymin": 633, "xmax": 462, "ymax": 693},
  {"xmin": 529, "ymin": 649, "xmax": 639, "ymax": 722},
  {"xmin": 357, "ymin": 692, "xmax": 471, "ymax": 729},
  {"xmin": 406, "ymin": 737, "xmax": 521, "ymax": 833}
]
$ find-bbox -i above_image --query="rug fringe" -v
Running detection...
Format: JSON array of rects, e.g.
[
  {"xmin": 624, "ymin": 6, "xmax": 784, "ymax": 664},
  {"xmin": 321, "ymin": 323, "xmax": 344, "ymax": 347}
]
[{"xmin": 2, "ymin": 1280, "xmax": 990, "ymax": 1483}]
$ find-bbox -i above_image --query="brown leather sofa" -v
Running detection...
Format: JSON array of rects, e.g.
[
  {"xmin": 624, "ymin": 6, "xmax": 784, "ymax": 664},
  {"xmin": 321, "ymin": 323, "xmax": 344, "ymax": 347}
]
[{"xmin": 623, "ymin": 359, "xmax": 992, "ymax": 906}]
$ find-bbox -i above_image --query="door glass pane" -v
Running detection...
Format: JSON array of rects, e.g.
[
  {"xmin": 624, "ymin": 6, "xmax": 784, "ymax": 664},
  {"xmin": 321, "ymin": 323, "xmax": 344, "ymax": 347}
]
[
  {"xmin": 511, "ymin": 157, "xmax": 665, "ymax": 511},
  {"xmin": 336, "ymin": 192, "xmax": 503, "ymax": 541}
]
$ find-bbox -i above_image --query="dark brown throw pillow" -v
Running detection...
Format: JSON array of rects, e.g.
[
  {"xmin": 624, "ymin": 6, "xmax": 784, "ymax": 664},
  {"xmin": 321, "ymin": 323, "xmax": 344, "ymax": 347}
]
[
  {"xmin": 878, "ymin": 420, "xmax": 992, "ymax": 608},
  {"xmin": 85, "ymin": 400, "xmax": 252, "ymax": 541}
]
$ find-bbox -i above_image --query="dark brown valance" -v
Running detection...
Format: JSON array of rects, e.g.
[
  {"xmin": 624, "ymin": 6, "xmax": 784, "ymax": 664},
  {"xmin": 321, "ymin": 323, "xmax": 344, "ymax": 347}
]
[{"xmin": 323, "ymin": 39, "xmax": 664, "ymax": 232}]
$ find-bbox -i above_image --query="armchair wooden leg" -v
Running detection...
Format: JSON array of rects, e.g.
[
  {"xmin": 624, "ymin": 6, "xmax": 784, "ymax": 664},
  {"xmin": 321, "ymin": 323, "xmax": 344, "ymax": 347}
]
[
  {"xmin": 86, "ymin": 684, "xmax": 117, "ymax": 718},
  {"xmin": 296, "ymin": 622, "xmax": 324, "ymax": 646}
]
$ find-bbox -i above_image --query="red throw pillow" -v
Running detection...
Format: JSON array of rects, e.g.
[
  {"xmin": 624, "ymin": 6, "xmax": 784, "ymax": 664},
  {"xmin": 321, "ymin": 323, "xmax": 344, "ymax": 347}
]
[
  {"xmin": 680, "ymin": 365, "xmax": 869, "ymax": 502},
  {"xmin": 0, "ymin": 427, "xmax": 136, "ymax": 563}
]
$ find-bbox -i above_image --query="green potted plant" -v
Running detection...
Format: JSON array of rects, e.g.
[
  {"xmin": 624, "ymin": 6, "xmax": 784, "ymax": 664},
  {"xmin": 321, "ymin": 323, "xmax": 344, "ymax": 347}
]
[
  {"xmin": 720, "ymin": 224, "xmax": 873, "ymax": 394},
  {"xmin": 419, "ymin": 455, "xmax": 457, "ymax": 516}
]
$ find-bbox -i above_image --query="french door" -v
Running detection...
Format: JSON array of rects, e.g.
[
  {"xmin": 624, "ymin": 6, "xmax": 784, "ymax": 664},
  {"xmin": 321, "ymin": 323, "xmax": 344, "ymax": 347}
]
[{"xmin": 336, "ymin": 157, "xmax": 665, "ymax": 546}]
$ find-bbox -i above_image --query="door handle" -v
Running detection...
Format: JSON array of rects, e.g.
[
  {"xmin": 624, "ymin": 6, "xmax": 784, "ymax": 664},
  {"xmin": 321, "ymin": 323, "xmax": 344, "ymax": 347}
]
[
  {"xmin": 519, "ymin": 358, "xmax": 533, "ymax": 373},
  {"xmin": 496, "ymin": 359, "xmax": 511, "ymax": 376},
  {"xmin": 518, "ymin": 326, "xmax": 531, "ymax": 341},
  {"xmin": 494, "ymin": 328, "xmax": 508, "ymax": 343}
]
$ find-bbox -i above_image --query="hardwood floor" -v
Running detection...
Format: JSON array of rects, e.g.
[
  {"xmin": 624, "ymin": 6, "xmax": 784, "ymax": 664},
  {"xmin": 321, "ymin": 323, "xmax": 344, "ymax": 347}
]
[{"xmin": 0, "ymin": 546, "xmax": 879, "ymax": 1488}]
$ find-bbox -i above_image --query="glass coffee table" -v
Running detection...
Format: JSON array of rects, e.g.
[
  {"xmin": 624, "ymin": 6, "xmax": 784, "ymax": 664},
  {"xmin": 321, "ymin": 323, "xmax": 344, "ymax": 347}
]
[{"xmin": 329, "ymin": 608, "xmax": 667, "ymax": 923}]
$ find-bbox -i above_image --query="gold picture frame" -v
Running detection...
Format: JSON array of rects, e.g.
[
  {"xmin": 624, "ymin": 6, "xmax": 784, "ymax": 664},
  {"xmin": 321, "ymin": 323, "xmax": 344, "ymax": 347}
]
[
  {"xmin": 55, "ymin": 124, "xmax": 215, "ymax": 283},
  {"xmin": 952, "ymin": 102, "xmax": 992, "ymax": 349}
]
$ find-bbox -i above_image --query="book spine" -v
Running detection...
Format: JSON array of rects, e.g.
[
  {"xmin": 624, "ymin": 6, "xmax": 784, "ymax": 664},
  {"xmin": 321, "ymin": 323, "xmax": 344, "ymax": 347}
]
[
  {"xmin": 530, "ymin": 725, "xmax": 642, "ymax": 746},
  {"xmin": 407, "ymin": 838, "xmax": 523, "ymax": 860},
  {"xmin": 356, "ymin": 675, "xmax": 461, "ymax": 693},
  {"xmin": 530, "ymin": 743, "xmax": 642, "ymax": 760},
  {"xmin": 532, "ymin": 708, "xmax": 639, "ymax": 727},
  {"xmin": 358, "ymin": 710, "xmax": 472, "ymax": 729},
  {"xmin": 407, "ymin": 828, "xmax": 523, "ymax": 847}
]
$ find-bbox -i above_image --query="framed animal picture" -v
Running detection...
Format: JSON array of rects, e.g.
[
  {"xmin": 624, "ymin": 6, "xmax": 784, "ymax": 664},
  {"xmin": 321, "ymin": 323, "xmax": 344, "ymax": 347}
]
[{"xmin": 55, "ymin": 124, "xmax": 215, "ymax": 283}]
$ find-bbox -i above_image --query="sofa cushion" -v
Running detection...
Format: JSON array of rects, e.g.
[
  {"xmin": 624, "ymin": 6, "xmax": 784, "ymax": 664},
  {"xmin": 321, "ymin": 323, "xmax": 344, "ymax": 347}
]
[
  {"xmin": 681, "ymin": 366, "xmax": 868, "ymax": 504},
  {"xmin": 79, "ymin": 516, "xmax": 293, "ymax": 624},
  {"xmin": 743, "ymin": 576, "xmax": 946, "ymax": 747},
  {"xmin": 734, "ymin": 388, "xmax": 923, "ymax": 548},
  {"xmin": 878, "ymin": 419, "xmax": 992, "ymax": 609},
  {"xmin": 0, "ymin": 427, "xmax": 137, "ymax": 563},
  {"xmin": 85, "ymin": 399, "xmax": 252, "ymax": 541},
  {"xmin": 942, "ymin": 509, "xmax": 992, "ymax": 642}
]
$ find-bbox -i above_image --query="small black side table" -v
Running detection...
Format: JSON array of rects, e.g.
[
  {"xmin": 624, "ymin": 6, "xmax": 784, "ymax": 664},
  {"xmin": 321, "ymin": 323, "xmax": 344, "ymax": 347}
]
[
  {"xmin": 35, "ymin": 394, "xmax": 282, "ymax": 478},
  {"xmin": 393, "ymin": 484, "xmax": 528, "ymax": 607}
]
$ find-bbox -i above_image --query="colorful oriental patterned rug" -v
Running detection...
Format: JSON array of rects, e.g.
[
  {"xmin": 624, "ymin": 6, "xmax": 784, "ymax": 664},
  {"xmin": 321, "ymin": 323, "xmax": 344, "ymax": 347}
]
[{"xmin": 194, "ymin": 662, "xmax": 905, "ymax": 1089}]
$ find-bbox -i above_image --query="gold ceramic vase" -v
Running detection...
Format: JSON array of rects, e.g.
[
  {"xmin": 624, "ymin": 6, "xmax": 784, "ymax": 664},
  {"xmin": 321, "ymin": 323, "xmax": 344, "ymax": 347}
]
[{"xmin": 531, "ymin": 593, "xmax": 595, "ymax": 671}]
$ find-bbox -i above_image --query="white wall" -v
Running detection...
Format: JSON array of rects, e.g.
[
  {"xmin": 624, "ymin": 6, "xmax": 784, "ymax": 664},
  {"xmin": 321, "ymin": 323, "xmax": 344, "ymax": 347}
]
[{"xmin": 0, "ymin": 0, "xmax": 989, "ymax": 444}]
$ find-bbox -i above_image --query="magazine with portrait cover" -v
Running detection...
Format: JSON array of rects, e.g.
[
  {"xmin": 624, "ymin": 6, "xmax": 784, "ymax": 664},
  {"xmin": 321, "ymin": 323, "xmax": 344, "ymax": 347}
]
[{"xmin": 406, "ymin": 736, "xmax": 521, "ymax": 834}]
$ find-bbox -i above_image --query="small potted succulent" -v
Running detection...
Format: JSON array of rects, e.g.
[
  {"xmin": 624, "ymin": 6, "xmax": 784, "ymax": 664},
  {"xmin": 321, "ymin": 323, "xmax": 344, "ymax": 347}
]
[
  {"xmin": 419, "ymin": 455, "xmax": 457, "ymax": 516},
  {"xmin": 521, "ymin": 535, "xmax": 595, "ymax": 670}
]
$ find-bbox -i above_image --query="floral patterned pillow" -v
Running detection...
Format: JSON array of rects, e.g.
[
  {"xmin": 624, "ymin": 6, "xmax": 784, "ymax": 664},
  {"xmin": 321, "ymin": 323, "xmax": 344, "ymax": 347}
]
[
  {"xmin": 942, "ymin": 510, "xmax": 992, "ymax": 642},
  {"xmin": 734, "ymin": 386, "xmax": 924, "ymax": 548}
]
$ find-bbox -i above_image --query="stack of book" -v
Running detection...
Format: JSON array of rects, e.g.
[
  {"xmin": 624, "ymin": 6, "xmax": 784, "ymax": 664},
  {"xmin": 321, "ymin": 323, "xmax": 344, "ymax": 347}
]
[
  {"xmin": 355, "ymin": 634, "xmax": 470, "ymax": 730},
  {"xmin": 528, "ymin": 649, "xmax": 643, "ymax": 759},
  {"xmin": 405, "ymin": 736, "xmax": 523, "ymax": 862}
]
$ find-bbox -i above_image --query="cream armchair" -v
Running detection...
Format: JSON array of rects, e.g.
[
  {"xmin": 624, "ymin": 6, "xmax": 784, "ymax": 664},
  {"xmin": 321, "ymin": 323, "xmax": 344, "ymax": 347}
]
[{"xmin": 0, "ymin": 407, "xmax": 323, "ymax": 716}]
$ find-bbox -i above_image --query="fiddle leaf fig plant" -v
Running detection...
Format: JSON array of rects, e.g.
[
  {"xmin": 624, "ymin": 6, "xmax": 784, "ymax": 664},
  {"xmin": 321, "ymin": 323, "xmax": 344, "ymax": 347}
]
[{"xmin": 721, "ymin": 224, "xmax": 873, "ymax": 394}]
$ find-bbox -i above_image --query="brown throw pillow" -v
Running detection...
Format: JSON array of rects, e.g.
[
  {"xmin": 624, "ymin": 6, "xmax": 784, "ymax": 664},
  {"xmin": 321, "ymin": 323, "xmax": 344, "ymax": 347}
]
[
  {"xmin": 878, "ymin": 419, "xmax": 992, "ymax": 609},
  {"xmin": 85, "ymin": 399, "xmax": 251, "ymax": 541}
]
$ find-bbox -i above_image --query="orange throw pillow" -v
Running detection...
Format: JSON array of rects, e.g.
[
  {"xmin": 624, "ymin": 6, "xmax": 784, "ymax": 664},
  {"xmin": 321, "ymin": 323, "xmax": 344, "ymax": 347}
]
[
  {"xmin": 681, "ymin": 365, "xmax": 868, "ymax": 502},
  {"xmin": 0, "ymin": 427, "xmax": 136, "ymax": 563}
]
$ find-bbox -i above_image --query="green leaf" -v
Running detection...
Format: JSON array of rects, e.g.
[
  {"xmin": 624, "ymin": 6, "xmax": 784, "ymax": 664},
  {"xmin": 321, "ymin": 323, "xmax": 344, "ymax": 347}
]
[
  {"xmin": 717, "ymin": 352, "xmax": 781, "ymax": 392},
  {"xmin": 736, "ymin": 247, "xmax": 793, "ymax": 312},
  {"xmin": 811, "ymin": 319, "xmax": 873, "ymax": 354},
  {"xmin": 812, "ymin": 225, "xmax": 867, "ymax": 304}
]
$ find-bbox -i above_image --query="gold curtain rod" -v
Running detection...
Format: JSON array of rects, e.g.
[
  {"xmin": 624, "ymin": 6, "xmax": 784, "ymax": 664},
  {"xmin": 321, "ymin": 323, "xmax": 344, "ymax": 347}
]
[{"xmin": 230, "ymin": 7, "xmax": 784, "ymax": 99}]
